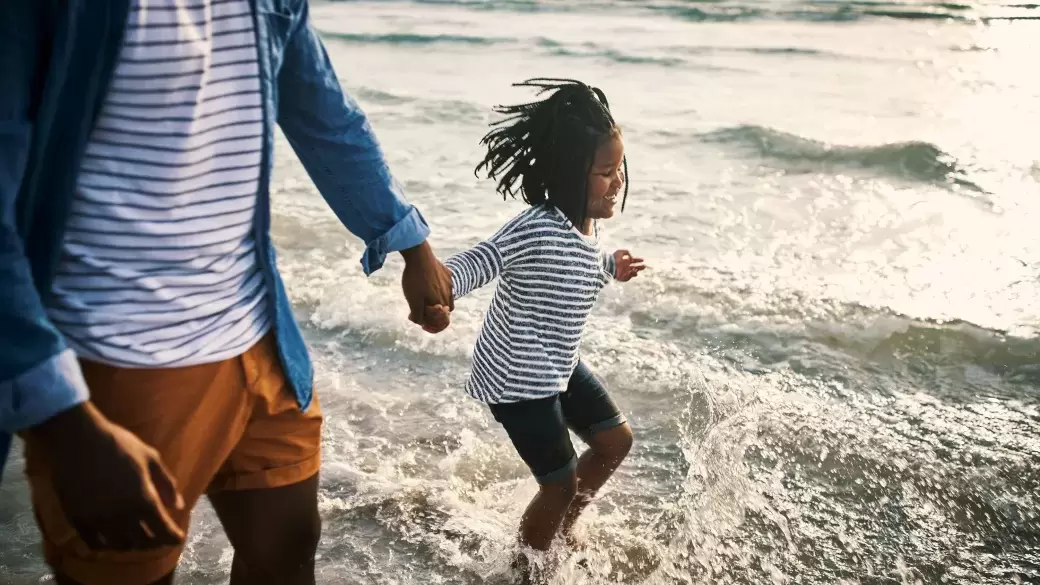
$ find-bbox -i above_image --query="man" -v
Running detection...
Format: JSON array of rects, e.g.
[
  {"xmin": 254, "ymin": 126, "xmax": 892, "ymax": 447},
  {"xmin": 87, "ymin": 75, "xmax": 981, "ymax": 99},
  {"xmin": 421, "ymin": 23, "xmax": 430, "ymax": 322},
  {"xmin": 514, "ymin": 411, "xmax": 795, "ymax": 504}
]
[{"xmin": 0, "ymin": 1, "xmax": 453, "ymax": 584}]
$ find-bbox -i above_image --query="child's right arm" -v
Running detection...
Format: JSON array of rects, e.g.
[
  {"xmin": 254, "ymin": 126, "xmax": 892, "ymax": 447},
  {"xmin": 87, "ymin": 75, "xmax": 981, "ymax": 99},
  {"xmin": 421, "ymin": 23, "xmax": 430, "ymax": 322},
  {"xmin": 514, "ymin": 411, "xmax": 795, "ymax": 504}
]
[
  {"xmin": 443, "ymin": 209, "xmax": 538, "ymax": 301},
  {"xmin": 444, "ymin": 241, "xmax": 504, "ymax": 300}
]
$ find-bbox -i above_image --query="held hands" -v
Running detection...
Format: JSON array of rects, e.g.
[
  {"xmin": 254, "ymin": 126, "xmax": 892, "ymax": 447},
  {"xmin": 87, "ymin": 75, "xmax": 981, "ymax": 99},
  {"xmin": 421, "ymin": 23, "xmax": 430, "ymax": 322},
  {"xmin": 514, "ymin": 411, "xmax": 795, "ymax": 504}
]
[
  {"xmin": 422, "ymin": 305, "xmax": 451, "ymax": 333},
  {"xmin": 400, "ymin": 241, "xmax": 454, "ymax": 334},
  {"xmin": 613, "ymin": 249, "xmax": 646, "ymax": 282}
]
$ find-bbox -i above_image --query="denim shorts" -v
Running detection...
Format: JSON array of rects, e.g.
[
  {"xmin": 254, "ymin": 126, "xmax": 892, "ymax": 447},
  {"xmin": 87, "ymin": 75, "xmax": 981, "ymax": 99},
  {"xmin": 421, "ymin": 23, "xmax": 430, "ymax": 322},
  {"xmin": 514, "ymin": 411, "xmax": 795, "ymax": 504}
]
[{"xmin": 488, "ymin": 360, "xmax": 627, "ymax": 485}]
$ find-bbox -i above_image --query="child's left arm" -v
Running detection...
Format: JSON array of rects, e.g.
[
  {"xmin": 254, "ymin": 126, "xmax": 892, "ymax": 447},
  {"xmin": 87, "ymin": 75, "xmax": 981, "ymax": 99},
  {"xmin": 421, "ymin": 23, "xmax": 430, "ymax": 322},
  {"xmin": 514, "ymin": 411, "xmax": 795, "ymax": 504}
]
[{"xmin": 605, "ymin": 249, "xmax": 646, "ymax": 282}]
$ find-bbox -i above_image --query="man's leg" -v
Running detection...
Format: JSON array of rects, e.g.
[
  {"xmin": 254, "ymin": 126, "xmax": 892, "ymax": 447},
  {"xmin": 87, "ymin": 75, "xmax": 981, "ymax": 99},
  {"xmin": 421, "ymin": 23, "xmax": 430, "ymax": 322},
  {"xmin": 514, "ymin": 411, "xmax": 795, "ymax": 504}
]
[
  {"xmin": 205, "ymin": 335, "xmax": 324, "ymax": 585},
  {"xmin": 209, "ymin": 475, "xmax": 321, "ymax": 585}
]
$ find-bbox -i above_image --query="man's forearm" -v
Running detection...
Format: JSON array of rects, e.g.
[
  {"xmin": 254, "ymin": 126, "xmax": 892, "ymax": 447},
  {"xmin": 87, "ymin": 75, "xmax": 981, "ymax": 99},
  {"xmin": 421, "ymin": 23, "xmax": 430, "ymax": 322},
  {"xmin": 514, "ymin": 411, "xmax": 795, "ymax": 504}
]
[
  {"xmin": 1, "ymin": 348, "xmax": 91, "ymax": 434},
  {"xmin": 26, "ymin": 402, "xmax": 104, "ymax": 454}
]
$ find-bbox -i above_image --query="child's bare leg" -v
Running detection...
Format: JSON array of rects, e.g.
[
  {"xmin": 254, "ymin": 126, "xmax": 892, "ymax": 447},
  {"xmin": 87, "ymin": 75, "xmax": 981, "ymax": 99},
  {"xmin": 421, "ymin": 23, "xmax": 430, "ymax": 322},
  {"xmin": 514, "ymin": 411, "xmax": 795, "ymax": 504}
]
[
  {"xmin": 519, "ymin": 473, "xmax": 578, "ymax": 550},
  {"xmin": 560, "ymin": 424, "xmax": 633, "ymax": 539}
]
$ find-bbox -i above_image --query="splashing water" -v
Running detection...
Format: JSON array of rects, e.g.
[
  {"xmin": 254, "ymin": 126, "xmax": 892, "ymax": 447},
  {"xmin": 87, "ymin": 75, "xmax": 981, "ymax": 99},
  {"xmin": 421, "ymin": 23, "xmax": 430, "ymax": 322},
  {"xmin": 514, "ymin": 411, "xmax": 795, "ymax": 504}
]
[{"xmin": 2, "ymin": 0, "xmax": 1039, "ymax": 583}]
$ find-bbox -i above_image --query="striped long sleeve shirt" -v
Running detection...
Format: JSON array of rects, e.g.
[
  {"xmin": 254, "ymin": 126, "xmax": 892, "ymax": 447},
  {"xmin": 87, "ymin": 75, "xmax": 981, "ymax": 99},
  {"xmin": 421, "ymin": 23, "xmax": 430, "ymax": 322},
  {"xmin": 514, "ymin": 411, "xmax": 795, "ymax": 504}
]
[
  {"xmin": 46, "ymin": 0, "xmax": 269, "ymax": 367},
  {"xmin": 445, "ymin": 205, "xmax": 617, "ymax": 404}
]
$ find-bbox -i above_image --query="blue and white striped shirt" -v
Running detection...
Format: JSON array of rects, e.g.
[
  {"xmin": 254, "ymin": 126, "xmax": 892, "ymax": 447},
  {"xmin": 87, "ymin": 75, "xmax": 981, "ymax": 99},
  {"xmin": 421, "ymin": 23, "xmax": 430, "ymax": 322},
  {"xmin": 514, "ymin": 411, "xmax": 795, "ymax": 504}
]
[
  {"xmin": 46, "ymin": 0, "xmax": 269, "ymax": 367},
  {"xmin": 446, "ymin": 205, "xmax": 617, "ymax": 404}
]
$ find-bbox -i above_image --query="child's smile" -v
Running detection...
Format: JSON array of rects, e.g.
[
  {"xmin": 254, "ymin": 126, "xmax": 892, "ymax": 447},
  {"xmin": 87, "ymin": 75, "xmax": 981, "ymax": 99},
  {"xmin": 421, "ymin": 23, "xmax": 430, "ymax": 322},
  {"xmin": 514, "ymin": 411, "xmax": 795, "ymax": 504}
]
[{"xmin": 585, "ymin": 133, "xmax": 626, "ymax": 229}]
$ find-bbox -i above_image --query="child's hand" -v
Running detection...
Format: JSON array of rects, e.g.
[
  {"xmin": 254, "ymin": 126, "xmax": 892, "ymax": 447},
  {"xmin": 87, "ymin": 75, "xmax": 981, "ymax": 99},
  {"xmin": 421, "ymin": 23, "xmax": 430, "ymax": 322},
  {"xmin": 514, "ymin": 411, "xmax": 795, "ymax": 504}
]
[
  {"xmin": 613, "ymin": 249, "xmax": 646, "ymax": 282},
  {"xmin": 422, "ymin": 304, "xmax": 451, "ymax": 334}
]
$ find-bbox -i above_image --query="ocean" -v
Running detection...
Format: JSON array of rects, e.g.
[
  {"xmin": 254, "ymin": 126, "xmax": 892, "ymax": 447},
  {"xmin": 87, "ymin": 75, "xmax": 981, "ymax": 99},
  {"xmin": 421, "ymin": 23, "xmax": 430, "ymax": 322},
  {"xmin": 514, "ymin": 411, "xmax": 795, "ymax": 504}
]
[{"xmin": 1, "ymin": 0, "xmax": 1038, "ymax": 583}]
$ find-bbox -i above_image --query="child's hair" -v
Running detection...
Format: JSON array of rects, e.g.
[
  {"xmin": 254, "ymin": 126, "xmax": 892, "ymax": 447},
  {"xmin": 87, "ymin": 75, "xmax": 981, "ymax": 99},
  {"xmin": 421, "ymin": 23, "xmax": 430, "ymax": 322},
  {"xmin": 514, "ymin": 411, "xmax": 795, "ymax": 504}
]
[{"xmin": 475, "ymin": 78, "xmax": 629, "ymax": 228}]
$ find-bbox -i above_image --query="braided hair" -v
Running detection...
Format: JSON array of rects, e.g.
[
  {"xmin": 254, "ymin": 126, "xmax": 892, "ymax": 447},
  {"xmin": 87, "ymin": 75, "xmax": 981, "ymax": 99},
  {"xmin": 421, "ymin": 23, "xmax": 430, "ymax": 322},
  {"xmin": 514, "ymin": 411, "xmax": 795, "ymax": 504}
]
[{"xmin": 475, "ymin": 78, "xmax": 629, "ymax": 229}]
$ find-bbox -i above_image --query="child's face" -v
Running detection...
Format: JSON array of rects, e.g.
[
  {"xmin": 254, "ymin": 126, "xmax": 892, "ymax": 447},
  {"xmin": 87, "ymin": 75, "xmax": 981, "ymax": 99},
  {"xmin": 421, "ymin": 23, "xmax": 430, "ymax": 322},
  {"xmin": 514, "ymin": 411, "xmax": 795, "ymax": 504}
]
[{"xmin": 585, "ymin": 132, "xmax": 625, "ymax": 221}]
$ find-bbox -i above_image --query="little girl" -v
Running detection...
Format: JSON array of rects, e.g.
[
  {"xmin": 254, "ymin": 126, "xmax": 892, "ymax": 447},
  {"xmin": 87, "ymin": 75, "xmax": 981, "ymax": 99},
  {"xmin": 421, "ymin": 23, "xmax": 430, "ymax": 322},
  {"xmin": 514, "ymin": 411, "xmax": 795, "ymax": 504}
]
[{"xmin": 437, "ymin": 78, "xmax": 645, "ymax": 558}]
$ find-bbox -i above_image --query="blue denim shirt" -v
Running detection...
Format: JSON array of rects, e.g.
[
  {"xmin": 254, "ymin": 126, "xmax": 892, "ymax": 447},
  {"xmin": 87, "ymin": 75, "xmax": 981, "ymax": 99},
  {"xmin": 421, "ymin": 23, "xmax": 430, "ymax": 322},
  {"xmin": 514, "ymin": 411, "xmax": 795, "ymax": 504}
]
[{"xmin": 0, "ymin": 0, "xmax": 428, "ymax": 478}]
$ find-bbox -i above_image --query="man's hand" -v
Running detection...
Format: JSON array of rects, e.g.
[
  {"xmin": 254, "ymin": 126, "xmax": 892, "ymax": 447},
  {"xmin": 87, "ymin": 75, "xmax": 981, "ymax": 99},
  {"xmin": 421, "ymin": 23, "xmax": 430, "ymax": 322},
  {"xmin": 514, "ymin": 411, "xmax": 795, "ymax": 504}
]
[
  {"xmin": 613, "ymin": 249, "xmax": 646, "ymax": 282},
  {"xmin": 400, "ymin": 241, "xmax": 454, "ymax": 333},
  {"xmin": 29, "ymin": 403, "xmax": 186, "ymax": 550}
]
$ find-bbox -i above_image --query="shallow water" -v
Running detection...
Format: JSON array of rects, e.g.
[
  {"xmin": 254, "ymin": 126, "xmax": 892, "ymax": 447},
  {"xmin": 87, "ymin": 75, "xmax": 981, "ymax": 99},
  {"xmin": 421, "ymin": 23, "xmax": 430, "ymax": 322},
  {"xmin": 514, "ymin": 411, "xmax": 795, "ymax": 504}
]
[{"xmin": 2, "ymin": 1, "xmax": 1039, "ymax": 583}]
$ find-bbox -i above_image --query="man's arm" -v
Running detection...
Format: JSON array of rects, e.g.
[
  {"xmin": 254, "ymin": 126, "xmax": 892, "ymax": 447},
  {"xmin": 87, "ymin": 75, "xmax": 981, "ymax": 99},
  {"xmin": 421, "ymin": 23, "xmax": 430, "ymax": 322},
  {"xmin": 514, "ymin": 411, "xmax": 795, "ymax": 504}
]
[
  {"xmin": 276, "ymin": 4, "xmax": 426, "ymax": 273},
  {"xmin": 276, "ymin": 3, "xmax": 453, "ymax": 327},
  {"xmin": 0, "ymin": 1, "xmax": 90, "ymax": 445}
]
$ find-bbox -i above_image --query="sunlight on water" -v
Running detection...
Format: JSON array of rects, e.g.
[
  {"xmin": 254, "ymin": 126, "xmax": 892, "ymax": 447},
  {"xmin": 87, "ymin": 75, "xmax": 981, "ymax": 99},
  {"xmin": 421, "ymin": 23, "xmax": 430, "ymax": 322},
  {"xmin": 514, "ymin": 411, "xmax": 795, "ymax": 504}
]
[{"xmin": 1, "ymin": 1, "xmax": 1038, "ymax": 584}]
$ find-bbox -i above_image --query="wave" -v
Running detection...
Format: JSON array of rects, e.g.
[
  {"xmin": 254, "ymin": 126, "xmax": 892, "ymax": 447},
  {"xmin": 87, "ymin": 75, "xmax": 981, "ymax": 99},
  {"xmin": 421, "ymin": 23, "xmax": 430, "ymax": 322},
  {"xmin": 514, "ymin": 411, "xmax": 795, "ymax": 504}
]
[
  {"xmin": 336, "ymin": 0, "xmax": 544, "ymax": 10},
  {"xmin": 859, "ymin": 8, "xmax": 966, "ymax": 19},
  {"xmin": 346, "ymin": 86, "xmax": 486, "ymax": 124},
  {"xmin": 863, "ymin": 320, "xmax": 1040, "ymax": 378},
  {"xmin": 649, "ymin": 5, "xmax": 766, "ymax": 22},
  {"xmin": 352, "ymin": 86, "xmax": 415, "ymax": 105},
  {"xmin": 951, "ymin": 43, "xmax": 999, "ymax": 52},
  {"xmin": 664, "ymin": 0, "xmax": 1040, "ymax": 22},
  {"xmin": 669, "ymin": 44, "xmax": 871, "ymax": 62},
  {"xmin": 635, "ymin": 290, "xmax": 1040, "ymax": 389},
  {"xmin": 318, "ymin": 31, "xmax": 508, "ymax": 46},
  {"xmin": 698, "ymin": 124, "xmax": 984, "ymax": 191},
  {"xmin": 535, "ymin": 38, "xmax": 690, "ymax": 67},
  {"xmin": 642, "ymin": 1, "xmax": 971, "ymax": 22},
  {"xmin": 738, "ymin": 46, "xmax": 829, "ymax": 56},
  {"xmin": 321, "ymin": 31, "xmax": 720, "ymax": 68},
  {"xmin": 338, "ymin": 0, "xmax": 1040, "ymax": 24}
]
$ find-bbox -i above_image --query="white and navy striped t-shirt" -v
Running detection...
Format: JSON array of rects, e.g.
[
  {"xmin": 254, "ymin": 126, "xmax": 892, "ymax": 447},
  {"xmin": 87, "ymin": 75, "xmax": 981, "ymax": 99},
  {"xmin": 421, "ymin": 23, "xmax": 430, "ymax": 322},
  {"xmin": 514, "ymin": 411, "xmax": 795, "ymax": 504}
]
[
  {"xmin": 46, "ymin": 0, "xmax": 269, "ymax": 368},
  {"xmin": 445, "ymin": 205, "xmax": 617, "ymax": 404}
]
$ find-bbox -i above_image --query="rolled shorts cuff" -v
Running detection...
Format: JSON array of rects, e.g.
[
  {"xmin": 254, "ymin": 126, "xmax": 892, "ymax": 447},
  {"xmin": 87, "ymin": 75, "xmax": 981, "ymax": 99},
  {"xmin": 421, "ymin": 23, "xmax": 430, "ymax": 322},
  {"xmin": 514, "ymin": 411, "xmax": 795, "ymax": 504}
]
[
  {"xmin": 584, "ymin": 413, "xmax": 627, "ymax": 438},
  {"xmin": 533, "ymin": 455, "xmax": 578, "ymax": 485},
  {"xmin": 208, "ymin": 447, "xmax": 322, "ymax": 493}
]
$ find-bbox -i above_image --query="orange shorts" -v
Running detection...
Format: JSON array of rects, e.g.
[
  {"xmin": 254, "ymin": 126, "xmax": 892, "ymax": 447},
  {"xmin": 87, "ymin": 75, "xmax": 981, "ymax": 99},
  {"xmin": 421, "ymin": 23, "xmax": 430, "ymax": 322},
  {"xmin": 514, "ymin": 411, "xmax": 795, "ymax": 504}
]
[{"xmin": 21, "ymin": 333, "xmax": 323, "ymax": 585}]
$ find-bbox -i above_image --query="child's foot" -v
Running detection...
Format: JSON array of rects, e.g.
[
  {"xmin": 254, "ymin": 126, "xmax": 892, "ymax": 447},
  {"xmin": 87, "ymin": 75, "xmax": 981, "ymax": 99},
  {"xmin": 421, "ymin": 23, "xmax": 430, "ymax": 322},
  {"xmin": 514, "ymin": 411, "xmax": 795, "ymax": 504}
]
[
  {"xmin": 511, "ymin": 549, "xmax": 556, "ymax": 585},
  {"xmin": 563, "ymin": 532, "xmax": 588, "ymax": 552},
  {"xmin": 510, "ymin": 552, "xmax": 539, "ymax": 585},
  {"xmin": 566, "ymin": 538, "xmax": 592, "ymax": 572}
]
